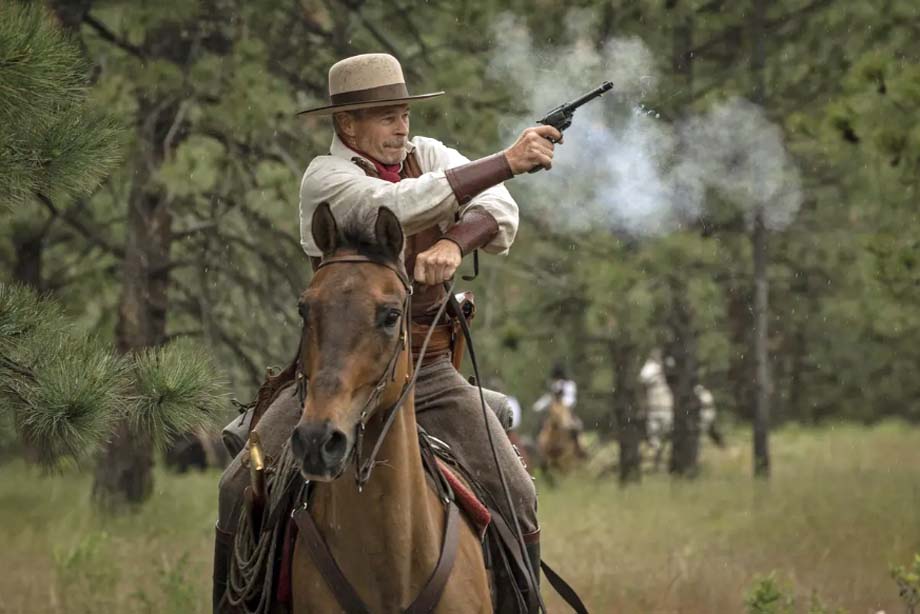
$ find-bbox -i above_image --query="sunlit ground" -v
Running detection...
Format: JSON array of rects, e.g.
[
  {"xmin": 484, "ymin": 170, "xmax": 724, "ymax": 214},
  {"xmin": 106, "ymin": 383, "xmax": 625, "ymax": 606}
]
[{"xmin": 0, "ymin": 422, "xmax": 917, "ymax": 613}]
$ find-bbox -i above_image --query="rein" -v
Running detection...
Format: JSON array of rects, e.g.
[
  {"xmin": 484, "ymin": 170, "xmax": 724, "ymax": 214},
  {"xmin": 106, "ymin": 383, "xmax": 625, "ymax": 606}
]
[{"xmin": 447, "ymin": 286, "xmax": 589, "ymax": 614}]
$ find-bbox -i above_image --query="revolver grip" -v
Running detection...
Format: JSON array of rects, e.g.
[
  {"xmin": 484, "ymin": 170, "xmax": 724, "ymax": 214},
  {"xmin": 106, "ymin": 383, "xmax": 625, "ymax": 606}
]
[{"xmin": 528, "ymin": 121, "xmax": 566, "ymax": 173}]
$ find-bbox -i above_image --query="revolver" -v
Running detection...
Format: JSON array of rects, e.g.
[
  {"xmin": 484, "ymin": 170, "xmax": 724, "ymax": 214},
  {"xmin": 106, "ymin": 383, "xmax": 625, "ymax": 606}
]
[{"xmin": 529, "ymin": 81, "xmax": 613, "ymax": 173}]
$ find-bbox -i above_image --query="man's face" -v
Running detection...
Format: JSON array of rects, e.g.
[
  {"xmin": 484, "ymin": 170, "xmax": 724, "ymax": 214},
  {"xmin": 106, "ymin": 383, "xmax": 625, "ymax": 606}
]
[{"xmin": 339, "ymin": 104, "xmax": 410, "ymax": 165}]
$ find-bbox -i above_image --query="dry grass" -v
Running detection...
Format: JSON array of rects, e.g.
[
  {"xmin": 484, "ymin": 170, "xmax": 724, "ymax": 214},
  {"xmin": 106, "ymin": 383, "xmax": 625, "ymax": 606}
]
[
  {"xmin": 0, "ymin": 422, "xmax": 917, "ymax": 613},
  {"xmin": 540, "ymin": 421, "xmax": 920, "ymax": 613}
]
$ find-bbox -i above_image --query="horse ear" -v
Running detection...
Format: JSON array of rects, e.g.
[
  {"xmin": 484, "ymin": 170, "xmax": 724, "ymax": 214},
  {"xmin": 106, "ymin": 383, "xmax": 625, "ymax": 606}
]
[
  {"xmin": 312, "ymin": 202, "xmax": 338, "ymax": 255},
  {"xmin": 374, "ymin": 206, "xmax": 404, "ymax": 261}
]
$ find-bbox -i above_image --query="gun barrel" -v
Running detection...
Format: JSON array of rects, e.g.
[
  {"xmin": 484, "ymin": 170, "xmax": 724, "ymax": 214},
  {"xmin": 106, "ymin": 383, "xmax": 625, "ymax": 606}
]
[{"xmin": 568, "ymin": 81, "xmax": 614, "ymax": 110}]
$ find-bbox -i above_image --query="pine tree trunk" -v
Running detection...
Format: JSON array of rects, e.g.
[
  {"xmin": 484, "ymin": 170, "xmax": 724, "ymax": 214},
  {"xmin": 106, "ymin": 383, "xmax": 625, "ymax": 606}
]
[
  {"xmin": 751, "ymin": 210, "xmax": 771, "ymax": 477},
  {"xmin": 665, "ymin": 1, "xmax": 700, "ymax": 478},
  {"xmin": 611, "ymin": 340, "xmax": 642, "ymax": 484},
  {"xmin": 92, "ymin": 100, "xmax": 174, "ymax": 508},
  {"xmin": 12, "ymin": 228, "xmax": 43, "ymax": 291},
  {"xmin": 725, "ymin": 280, "xmax": 754, "ymax": 418},
  {"xmin": 665, "ymin": 280, "xmax": 701, "ymax": 477},
  {"xmin": 91, "ymin": 421, "xmax": 154, "ymax": 510},
  {"xmin": 751, "ymin": 0, "xmax": 771, "ymax": 478}
]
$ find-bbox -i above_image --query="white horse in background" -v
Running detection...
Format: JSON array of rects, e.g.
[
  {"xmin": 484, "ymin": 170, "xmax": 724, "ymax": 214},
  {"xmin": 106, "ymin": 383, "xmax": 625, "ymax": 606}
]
[{"xmin": 638, "ymin": 357, "xmax": 723, "ymax": 471}]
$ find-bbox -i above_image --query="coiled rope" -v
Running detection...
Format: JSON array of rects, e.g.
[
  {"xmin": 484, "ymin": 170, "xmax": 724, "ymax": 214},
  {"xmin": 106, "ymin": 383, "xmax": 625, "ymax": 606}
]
[{"xmin": 226, "ymin": 440, "xmax": 301, "ymax": 614}]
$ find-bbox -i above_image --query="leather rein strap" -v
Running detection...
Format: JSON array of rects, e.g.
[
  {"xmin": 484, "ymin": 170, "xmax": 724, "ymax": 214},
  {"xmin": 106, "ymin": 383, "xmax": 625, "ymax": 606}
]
[
  {"xmin": 293, "ymin": 254, "xmax": 461, "ymax": 614},
  {"xmin": 447, "ymin": 288, "xmax": 589, "ymax": 614}
]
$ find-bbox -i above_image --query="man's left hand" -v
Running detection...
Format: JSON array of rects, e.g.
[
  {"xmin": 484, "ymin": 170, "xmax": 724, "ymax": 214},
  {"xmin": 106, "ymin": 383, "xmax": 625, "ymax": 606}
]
[{"xmin": 414, "ymin": 239, "xmax": 462, "ymax": 285}]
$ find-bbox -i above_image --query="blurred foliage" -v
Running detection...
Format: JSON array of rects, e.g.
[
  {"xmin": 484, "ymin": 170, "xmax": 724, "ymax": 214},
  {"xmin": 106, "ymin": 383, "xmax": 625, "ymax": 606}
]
[{"xmin": 891, "ymin": 554, "xmax": 920, "ymax": 614}]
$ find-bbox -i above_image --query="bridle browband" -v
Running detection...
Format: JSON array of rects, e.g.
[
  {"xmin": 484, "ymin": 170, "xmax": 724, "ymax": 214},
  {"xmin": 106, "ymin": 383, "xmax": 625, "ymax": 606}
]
[{"xmin": 297, "ymin": 253, "xmax": 453, "ymax": 491}]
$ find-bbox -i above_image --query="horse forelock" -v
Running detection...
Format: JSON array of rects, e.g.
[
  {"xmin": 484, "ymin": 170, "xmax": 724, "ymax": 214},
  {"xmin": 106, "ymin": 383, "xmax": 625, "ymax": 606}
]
[{"xmin": 332, "ymin": 207, "xmax": 404, "ymax": 269}]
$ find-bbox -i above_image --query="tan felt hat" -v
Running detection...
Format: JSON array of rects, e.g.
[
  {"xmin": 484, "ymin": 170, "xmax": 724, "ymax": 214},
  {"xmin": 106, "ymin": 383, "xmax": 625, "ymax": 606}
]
[{"xmin": 297, "ymin": 53, "xmax": 444, "ymax": 117}]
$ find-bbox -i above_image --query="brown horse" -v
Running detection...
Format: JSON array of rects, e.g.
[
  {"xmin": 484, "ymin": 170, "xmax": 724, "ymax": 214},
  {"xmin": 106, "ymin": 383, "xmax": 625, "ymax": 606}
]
[
  {"xmin": 536, "ymin": 399, "xmax": 585, "ymax": 480},
  {"xmin": 288, "ymin": 203, "xmax": 491, "ymax": 613}
]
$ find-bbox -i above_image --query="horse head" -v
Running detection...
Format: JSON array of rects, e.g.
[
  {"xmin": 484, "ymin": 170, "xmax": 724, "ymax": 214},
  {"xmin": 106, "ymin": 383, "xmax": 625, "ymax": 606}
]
[{"xmin": 290, "ymin": 202, "xmax": 411, "ymax": 481}]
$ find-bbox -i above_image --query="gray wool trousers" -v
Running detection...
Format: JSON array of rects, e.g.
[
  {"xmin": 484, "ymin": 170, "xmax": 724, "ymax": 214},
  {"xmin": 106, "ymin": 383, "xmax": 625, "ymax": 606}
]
[{"xmin": 414, "ymin": 357, "xmax": 538, "ymax": 535}]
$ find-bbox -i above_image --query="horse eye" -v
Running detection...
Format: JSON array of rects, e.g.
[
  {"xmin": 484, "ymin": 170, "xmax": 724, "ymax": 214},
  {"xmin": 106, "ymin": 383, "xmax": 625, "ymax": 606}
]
[
  {"xmin": 298, "ymin": 302, "xmax": 309, "ymax": 320},
  {"xmin": 382, "ymin": 309, "xmax": 401, "ymax": 328}
]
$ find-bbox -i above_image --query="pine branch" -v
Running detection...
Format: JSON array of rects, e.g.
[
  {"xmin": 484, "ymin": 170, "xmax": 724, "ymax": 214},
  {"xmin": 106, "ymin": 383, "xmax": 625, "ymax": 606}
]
[
  {"xmin": 170, "ymin": 291, "xmax": 263, "ymax": 388},
  {"xmin": 691, "ymin": 0, "xmax": 837, "ymax": 60},
  {"xmin": 0, "ymin": 353, "xmax": 36, "ymax": 382},
  {"xmin": 82, "ymin": 13, "xmax": 146, "ymax": 60},
  {"xmin": 130, "ymin": 339, "xmax": 226, "ymax": 451},
  {"xmin": 170, "ymin": 221, "xmax": 218, "ymax": 240},
  {"xmin": 36, "ymin": 194, "xmax": 124, "ymax": 258}
]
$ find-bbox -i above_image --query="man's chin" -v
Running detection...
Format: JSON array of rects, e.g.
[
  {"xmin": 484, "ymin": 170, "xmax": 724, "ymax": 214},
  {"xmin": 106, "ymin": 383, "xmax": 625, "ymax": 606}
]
[{"xmin": 379, "ymin": 147, "xmax": 405, "ymax": 164}]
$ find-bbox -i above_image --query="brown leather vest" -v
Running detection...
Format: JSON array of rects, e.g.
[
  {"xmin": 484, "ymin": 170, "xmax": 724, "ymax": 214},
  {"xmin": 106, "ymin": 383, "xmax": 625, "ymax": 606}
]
[{"xmin": 352, "ymin": 152, "xmax": 447, "ymax": 324}]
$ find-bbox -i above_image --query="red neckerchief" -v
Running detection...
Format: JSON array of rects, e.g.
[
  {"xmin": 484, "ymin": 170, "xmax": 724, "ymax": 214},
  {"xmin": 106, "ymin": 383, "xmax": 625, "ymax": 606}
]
[{"xmin": 343, "ymin": 143, "xmax": 402, "ymax": 183}]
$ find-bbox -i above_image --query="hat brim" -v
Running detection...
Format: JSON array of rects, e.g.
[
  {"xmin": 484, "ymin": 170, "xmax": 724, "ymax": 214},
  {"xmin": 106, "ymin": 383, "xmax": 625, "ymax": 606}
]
[{"xmin": 296, "ymin": 92, "xmax": 445, "ymax": 117}]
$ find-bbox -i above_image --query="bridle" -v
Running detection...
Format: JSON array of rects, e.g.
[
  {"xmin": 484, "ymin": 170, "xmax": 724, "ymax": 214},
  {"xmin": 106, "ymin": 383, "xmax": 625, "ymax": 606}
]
[{"xmin": 295, "ymin": 254, "xmax": 454, "ymax": 491}]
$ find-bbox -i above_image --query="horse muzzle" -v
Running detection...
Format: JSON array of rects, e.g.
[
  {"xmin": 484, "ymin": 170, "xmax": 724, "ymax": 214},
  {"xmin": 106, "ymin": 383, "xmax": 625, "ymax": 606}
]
[{"xmin": 291, "ymin": 420, "xmax": 352, "ymax": 480}]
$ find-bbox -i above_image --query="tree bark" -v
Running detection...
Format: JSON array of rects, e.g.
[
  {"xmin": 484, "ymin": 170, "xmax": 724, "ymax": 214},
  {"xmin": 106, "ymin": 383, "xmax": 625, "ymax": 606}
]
[
  {"xmin": 664, "ymin": 279, "xmax": 701, "ymax": 477},
  {"xmin": 750, "ymin": 0, "xmax": 771, "ymax": 478},
  {"xmin": 665, "ymin": 1, "xmax": 701, "ymax": 478},
  {"xmin": 611, "ymin": 339, "xmax": 642, "ymax": 484},
  {"xmin": 12, "ymin": 227, "xmax": 44, "ymax": 291},
  {"xmin": 725, "ymin": 278, "xmax": 754, "ymax": 418},
  {"xmin": 751, "ymin": 210, "xmax": 771, "ymax": 477},
  {"xmin": 92, "ymin": 99, "xmax": 175, "ymax": 508}
]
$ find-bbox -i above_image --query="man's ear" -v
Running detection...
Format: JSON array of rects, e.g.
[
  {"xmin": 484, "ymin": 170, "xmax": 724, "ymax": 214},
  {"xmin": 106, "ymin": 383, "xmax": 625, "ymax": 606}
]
[
  {"xmin": 374, "ymin": 206, "xmax": 404, "ymax": 261},
  {"xmin": 312, "ymin": 202, "xmax": 338, "ymax": 255},
  {"xmin": 334, "ymin": 112, "xmax": 355, "ymax": 140}
]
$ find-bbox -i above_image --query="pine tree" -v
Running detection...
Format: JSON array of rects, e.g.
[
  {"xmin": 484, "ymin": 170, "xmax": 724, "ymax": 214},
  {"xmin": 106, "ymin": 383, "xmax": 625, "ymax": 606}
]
[{"xmin": 0, "ymin": 3, "xmax": 224, "ymax": 504}]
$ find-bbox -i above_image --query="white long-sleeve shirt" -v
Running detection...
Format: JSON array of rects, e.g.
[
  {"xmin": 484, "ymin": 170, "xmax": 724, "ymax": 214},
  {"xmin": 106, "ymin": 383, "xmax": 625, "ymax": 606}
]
[
  {"xmin": 533, "ymin": 379, "xmax": 578, "ymax": 412},
  {"xmin": 299, "ymin": 133, "xmax": 519, "ymax": 258}
]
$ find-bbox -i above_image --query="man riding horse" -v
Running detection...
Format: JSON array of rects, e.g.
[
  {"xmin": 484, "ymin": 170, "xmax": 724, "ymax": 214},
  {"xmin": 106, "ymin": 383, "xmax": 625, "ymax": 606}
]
[{"xmin": 213, "ymin": 53, "xmax": 562, "ymax": 612}]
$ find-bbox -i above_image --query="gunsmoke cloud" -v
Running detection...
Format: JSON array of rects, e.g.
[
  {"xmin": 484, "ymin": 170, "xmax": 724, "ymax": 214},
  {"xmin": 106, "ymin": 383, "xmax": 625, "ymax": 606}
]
[{"xmin": 489, "ymin": 12, "xmax": 802, "ymax": 235}]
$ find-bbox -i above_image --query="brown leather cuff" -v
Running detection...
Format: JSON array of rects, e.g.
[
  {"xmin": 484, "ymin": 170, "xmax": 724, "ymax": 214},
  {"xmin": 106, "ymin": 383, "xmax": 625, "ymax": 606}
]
[
  {"xmin": 444, "ymin": 152, "xmax": 513, "ymax": 206},
  {"xmin": 441, "ymin": 208, "xmax": 500, "ymax": 256}
]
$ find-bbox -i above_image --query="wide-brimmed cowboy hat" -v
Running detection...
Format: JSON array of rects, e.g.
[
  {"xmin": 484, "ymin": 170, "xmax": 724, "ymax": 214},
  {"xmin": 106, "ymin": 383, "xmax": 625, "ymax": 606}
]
[{"xmin": 297, "ymin": 53, "xmax": 444, "ymax": 117}]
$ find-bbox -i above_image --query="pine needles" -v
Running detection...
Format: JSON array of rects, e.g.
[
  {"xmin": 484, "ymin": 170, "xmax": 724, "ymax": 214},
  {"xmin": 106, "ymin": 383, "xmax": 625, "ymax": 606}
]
[
  {"xmin": 131, "ymin": 339, "xmax": 226, "ymax": 452},
  {"xmin": 0, "ymin": 2, "xmax": 122, "ymax": 207},
  {"xmin": 0, "ymin": 283, "xmax": 226, "ymax": 469}
]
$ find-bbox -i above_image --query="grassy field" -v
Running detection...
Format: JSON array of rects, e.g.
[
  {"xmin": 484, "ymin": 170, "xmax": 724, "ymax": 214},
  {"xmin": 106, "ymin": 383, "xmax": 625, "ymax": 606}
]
[{"xmin": 0, "ymin": 422, "xmax": 918, "ymax": 613}]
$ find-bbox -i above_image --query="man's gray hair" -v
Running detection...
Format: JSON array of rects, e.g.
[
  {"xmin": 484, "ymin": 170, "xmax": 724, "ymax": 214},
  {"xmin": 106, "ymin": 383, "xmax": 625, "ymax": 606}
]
[{"xmin": 332, "ymin": 109, "xmax": 368, "ymax": 139}]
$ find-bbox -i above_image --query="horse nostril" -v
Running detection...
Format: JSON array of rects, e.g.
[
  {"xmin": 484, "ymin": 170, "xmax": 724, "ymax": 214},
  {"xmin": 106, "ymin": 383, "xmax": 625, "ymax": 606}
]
[
  {"xmin": 291, "ymin": 426, "xmax": 308, "ymax": 462},
  {"xmin": 321, "ymin": 429, "xmax": 347, "ymax": 464}
]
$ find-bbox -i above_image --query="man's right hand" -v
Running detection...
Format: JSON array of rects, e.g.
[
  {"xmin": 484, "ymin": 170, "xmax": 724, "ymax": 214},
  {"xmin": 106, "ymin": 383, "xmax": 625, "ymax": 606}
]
[{"xmin": 503, "ymin": 125, "xmax": 563, "ymax": 174}]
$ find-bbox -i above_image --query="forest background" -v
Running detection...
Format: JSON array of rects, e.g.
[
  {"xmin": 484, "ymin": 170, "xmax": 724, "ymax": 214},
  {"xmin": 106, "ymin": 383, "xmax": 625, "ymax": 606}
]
[
  {"xmin": 2, "ymin": 0, "xmax": 920, "ymax": 611},
  {"xmin": 1, "ymin": 0, "xmax": 918, "ymax": 510}
]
